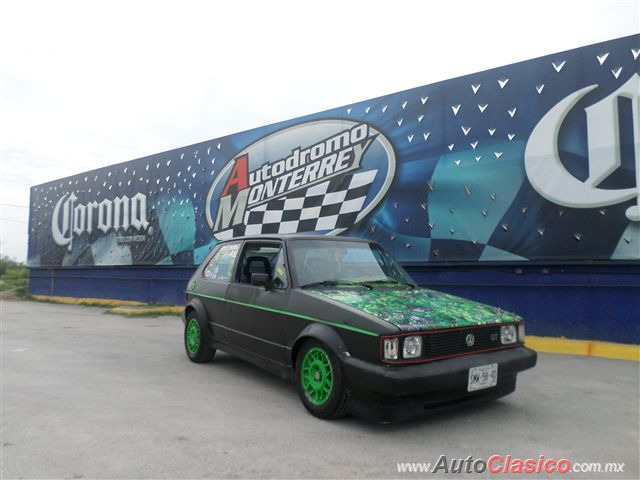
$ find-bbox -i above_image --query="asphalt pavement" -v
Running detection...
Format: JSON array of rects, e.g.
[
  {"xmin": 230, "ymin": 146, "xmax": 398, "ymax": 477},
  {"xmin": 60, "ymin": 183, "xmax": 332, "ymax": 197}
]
[{"xmin": 1, "ymin": 299, "xmax": 638, "ymax": 479}]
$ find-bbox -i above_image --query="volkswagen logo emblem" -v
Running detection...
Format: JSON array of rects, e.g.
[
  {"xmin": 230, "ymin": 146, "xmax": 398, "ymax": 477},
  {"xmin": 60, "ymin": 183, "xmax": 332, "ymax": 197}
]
[{"xmin": 465, "ymin": 333, "xmax": 475, "ymax": 347}]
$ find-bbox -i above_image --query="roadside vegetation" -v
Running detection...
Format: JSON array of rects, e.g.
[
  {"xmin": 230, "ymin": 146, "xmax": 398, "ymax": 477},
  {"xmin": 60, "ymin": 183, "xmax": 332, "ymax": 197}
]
[
  {"xmin": 30, "ymin": 295, "xmax": 146, "ymax": 308},
  {"xmin": 106, "ymin": 305, "xmax": 183, "ymax": 317},
  {"xmin": 0, "ymin": 256, "xmax": 29, "ymax": 298},
  {"xmin": 31, "ymin": 294, "xmax": 181, "ymax": 317}
]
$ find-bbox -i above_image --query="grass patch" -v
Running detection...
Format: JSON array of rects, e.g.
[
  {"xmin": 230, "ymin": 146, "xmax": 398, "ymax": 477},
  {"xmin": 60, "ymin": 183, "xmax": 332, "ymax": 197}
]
[
  {"xmin": 31, "ymin": 295, "xmax": 147, "ymax": 308},
  {"xmin": 30, "ymin": 294, "xmax": 182, "ymax": 318},
  {"xmin": 107, "ymin": 306, "xmax": 183, "ymax": 317}
]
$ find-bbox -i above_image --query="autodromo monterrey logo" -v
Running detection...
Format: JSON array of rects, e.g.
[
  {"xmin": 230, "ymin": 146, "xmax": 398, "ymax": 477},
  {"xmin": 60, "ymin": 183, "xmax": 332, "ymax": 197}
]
[{"xmin": 205, "ymin": 120, "xmax": 396, "ymax": 240}]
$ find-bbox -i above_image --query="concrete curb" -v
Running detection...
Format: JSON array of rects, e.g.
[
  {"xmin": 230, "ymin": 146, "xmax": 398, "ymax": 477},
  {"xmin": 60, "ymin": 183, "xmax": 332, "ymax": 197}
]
[{"xmin": 527, "ymin": 336, "xmax": 639, "ymax": 362}]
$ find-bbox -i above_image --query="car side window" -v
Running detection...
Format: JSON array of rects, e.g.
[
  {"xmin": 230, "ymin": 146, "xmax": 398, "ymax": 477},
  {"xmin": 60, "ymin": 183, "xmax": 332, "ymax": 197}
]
[
  {"xmin": 238, "ymin": 242, "xmax": 288, "ymax": 289},
  {"xmin": 203, "ymin": 242, "xmax": 241, "ymax": 281},
  {"xmin": 272, "ymin": 249, "xmax": 288, "ymax": 289}
]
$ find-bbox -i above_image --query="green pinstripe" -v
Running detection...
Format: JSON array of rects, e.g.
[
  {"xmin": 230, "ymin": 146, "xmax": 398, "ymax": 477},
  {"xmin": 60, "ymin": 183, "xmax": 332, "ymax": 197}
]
[{"xmin": 186, "ymin": 291, "xmax": 379, "ymax": 337}]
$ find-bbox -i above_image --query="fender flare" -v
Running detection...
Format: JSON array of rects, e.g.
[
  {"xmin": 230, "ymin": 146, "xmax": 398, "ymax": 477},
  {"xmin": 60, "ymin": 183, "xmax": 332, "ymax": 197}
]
[
  {"xmin": 184, "ymin": 297, "xmax": 208, "ymax": 325},
  {"xmin": 289, "ymin": 323, "xmax": 349, "ymax": 369}
]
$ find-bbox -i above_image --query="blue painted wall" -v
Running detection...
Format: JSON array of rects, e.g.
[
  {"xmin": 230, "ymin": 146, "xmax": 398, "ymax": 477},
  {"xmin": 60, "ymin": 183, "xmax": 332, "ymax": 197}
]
[
  {"xmin": 409, "ymin": 264, "xmax": 640, "ymax": 344},
  {"xmin": 29, "ymin": 264, "xmax": 640, "ymax": 344}
]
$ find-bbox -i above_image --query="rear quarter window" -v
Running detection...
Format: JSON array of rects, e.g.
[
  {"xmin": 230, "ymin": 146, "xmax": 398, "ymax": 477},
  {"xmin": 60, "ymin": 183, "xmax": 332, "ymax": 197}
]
[{"xmin": 203, "ymin": 242, "xmax": 241, "ymax": 281}]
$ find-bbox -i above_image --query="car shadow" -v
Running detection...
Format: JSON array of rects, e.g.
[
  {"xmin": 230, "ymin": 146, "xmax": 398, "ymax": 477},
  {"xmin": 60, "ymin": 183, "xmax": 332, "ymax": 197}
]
[
  {"xmin": 336, "ymin": 397, "xmax": 518, "ymax": 431},
  {"xmin": 200, "ymin": 351, "xmax": 297, "ymax": 395}
]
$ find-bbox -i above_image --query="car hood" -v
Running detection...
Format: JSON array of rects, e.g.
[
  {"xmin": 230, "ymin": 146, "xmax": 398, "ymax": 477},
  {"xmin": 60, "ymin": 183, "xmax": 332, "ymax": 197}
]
[{"xmin": 310, "ymin": 288, "xmax": 521, "ymax": 331}]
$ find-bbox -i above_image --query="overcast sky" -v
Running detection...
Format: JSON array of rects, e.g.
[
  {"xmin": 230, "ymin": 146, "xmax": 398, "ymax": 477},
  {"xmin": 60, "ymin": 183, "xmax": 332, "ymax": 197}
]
[{"xmin": 1, "ymin": 0, "xmax": 638, "ymax": 262}]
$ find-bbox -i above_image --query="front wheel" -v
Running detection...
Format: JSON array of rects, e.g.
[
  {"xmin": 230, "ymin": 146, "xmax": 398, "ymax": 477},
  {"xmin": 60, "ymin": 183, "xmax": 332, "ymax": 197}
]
[
  {"xmin": 184, "ymin": 312, "xmax": 215, "ymax": 363},
  {"xmin": 295, "ymin": 341, "xmax": 348, "ymax": 419}
]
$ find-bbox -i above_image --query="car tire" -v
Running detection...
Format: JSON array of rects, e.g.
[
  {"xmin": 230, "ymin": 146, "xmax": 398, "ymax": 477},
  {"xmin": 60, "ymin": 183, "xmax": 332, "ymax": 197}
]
[
  {"xmin": 184, "ymin": 312, "xmax": 215, "ymax": 363},
  {"xmin": 295, "ymin": 340, "xmax": 348, "ymax": 419}
]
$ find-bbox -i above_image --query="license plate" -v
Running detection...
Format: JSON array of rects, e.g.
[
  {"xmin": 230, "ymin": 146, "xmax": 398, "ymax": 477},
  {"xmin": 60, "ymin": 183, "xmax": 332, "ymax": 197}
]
[{"xmin": 468, "ymin": 363, "xmax": 498, "ymax": 392}]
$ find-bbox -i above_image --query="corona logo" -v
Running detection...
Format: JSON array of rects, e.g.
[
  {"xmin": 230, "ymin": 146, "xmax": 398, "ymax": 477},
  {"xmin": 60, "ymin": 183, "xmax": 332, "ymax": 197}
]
[
  {"xmin": 525, "ymin": 74, "xmax": 639, "ymax": 221},
  {"xmin": 52, "ymin": 192, "xmax": 149, "ymax": 250}
]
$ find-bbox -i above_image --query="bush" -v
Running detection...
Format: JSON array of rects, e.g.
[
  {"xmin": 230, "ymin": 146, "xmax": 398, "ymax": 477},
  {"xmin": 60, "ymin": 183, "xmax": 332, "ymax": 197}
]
[
  {"xmin": 0, "ymin": 256, "xmax": 28, "ymax": 296},
  {"xmin": 0, "ymin": 258, "xmax": 8, "ymax": 276}
]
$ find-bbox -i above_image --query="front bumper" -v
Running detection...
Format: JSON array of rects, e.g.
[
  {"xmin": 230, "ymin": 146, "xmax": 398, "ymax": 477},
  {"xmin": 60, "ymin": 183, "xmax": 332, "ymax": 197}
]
[{"xmin": 341, "ymin": 346, "xmax": 537, "ymax": 422}]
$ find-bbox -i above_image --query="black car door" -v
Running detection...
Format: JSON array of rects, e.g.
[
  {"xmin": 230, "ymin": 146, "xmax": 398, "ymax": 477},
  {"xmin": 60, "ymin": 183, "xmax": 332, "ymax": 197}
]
[
  {"xmin": 196, "ymin": 241, "xmax": 242, "ymax": 344},
  {"xmin": 224, "ymin": 240, "xmax": 291, "ymax": 367}
]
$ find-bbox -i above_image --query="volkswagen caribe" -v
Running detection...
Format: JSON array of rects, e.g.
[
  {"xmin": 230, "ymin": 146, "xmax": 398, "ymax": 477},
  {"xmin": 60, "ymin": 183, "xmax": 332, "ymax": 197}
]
[{"xmin": 183, "ymin": 235, "xmax": 537, "ymax": 421}]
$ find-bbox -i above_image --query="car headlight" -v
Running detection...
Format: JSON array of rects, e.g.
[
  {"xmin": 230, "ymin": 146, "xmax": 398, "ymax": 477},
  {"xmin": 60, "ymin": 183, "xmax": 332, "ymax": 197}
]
[
  {"xmin": 518, "ymin": 323, "xmax": 525, "ymax": 343},
  {"xmin": 500, "ymin": 325, "xmax": 517, "ymax": 345},
  {"xmin": 403, "ymin": 335, "xmax": 422, "ymax": 359},
  {"xmin": 383, "ymin": 337, "xmax": 399, "ymax": 360}
]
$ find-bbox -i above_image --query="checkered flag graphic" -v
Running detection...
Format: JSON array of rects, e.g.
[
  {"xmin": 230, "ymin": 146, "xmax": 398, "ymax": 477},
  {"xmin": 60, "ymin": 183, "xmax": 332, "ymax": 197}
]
[{"xmin": 215, "ymin": 169, "xmax": 378, "ymax": 239}]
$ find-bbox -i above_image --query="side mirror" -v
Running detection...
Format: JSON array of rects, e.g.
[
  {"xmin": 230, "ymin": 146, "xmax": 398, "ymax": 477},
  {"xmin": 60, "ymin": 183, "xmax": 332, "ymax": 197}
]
[{"xmin": 251, "ymin": 273, "xmax": 272, "ymax": 290}]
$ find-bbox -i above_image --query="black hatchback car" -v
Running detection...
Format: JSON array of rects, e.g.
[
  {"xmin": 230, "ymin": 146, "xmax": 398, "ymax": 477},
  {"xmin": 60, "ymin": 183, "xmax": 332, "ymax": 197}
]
[{"xmin": 183, "ymin": 235, "xmax": 537, "ymax": 421}]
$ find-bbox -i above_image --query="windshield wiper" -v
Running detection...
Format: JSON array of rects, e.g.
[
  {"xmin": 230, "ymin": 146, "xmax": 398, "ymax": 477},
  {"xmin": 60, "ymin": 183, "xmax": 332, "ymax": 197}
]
[
  {"xmin": 361, "ymin": 278, "xmax": 415, "ymax": 289},
  {"xmin": 300, "ymin": 280, "xmax": 373, "ymax": 290}
]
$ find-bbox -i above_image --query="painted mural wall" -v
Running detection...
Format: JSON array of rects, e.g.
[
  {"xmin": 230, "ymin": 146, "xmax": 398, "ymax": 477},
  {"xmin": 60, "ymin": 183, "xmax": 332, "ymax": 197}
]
[{"xmin": 28, "ymin": 34, "xmax": 640, "ymax": 267}]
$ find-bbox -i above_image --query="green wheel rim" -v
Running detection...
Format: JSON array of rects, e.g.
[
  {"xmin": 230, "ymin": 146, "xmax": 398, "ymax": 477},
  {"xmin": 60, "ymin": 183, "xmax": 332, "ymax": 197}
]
[
  {"xmin": 186, "ymin": 318, "xmax": 201, "ymax": 354},
  {"xmin": 301, "ymin": 347, "xmax": 334, "ymax": 406}
]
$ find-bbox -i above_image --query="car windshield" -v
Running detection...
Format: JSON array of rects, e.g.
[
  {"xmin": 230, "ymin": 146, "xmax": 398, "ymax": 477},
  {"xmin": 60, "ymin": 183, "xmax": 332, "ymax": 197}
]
[{"xmin": 290, "ymin": 239, "xmax": 415, "ymax": 288}]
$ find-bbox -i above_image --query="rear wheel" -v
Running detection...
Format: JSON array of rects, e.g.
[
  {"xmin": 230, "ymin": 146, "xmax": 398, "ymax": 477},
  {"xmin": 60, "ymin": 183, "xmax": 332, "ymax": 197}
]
[
  {"xmin": 184, "ymin": 312, "xmax": 215, "ymax": 363},
  {"xmin": 295, "ymin": 341, "xmax": 348, "ymax": 419}
]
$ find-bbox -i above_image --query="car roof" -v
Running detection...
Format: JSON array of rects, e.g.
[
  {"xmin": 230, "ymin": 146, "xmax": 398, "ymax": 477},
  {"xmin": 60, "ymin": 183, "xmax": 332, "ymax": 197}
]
[{"xmin": 217, "ymin": 234, "xmax": 375, "ymax": 244}]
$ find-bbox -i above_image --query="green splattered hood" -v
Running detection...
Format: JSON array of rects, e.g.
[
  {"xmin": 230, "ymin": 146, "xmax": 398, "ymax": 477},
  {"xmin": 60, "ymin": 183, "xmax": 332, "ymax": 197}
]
[{"xmin": 311, "ymin": 287, "xmax": 521, "ymax": 332}]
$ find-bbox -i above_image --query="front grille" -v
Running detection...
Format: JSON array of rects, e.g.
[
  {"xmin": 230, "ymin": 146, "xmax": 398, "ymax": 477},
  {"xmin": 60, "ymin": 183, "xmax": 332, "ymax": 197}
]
[
  {"xmin": 423, "ymin": 325, "xmax": 502, "ymax": 359},
  {"xmin": 380, "ymin": 324, "xmax": 519, "ymax": 364}
]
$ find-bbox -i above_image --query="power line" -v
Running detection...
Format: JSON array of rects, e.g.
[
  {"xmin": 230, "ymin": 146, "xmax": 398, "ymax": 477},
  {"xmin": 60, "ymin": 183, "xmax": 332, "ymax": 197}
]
[
  {"xmin": 0, "ymin": 170, "xmax": 32, "ymax": 181},
  {"xmin": 0, "ymin": 203, "xmax": 28, "ymax": 209},
  {"xmin": 0, "ymin": 217, "xmax": 28, "ymax": 224},
  {"xmin": 0, "ymin": 175, "xmax": 31, "ymax": 186}
]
